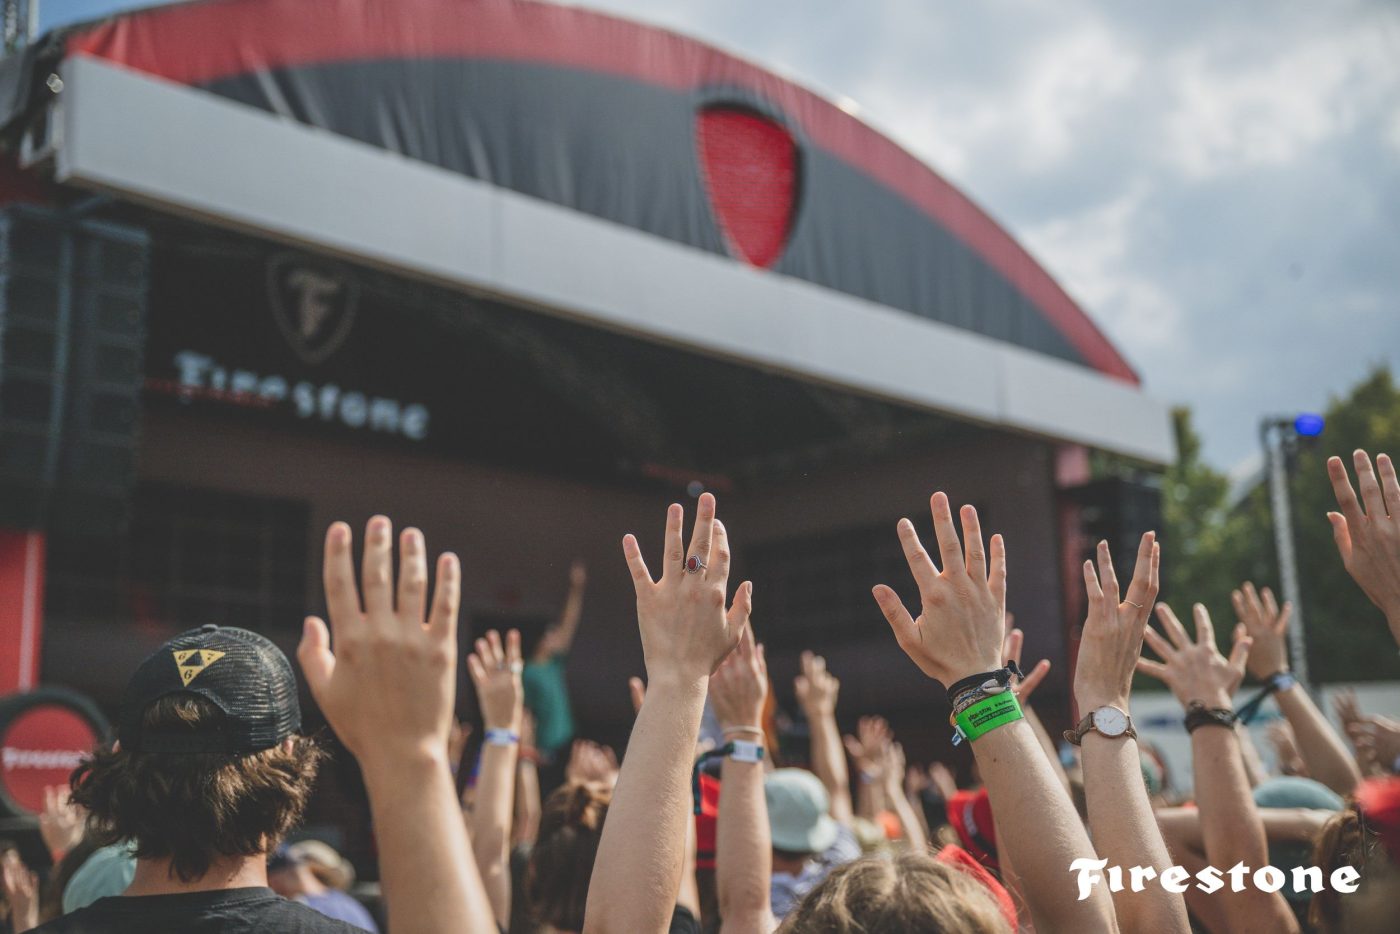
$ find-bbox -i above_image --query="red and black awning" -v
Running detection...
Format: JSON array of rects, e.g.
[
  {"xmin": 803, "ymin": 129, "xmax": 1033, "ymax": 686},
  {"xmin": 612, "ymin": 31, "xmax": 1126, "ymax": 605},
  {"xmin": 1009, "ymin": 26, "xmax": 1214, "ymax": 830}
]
[{"xmin": 54, "ymin": 0, "xmax": 1136, "ymax": 383}]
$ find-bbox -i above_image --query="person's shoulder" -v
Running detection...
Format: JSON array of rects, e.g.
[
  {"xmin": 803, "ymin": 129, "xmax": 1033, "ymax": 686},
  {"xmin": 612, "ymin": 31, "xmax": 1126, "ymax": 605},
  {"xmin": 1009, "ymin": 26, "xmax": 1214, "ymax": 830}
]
[
  {"xmin": 29, "ymin": 904, "xmax": 111, "ymax": 933},
  {"xmin": 267, "ymin": 897, "xmax": 375, "ymax": 932}
]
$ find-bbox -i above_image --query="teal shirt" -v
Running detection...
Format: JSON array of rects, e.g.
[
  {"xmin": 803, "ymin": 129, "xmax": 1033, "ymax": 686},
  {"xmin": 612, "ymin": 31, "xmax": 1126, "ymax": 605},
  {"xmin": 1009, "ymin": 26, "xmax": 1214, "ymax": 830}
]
[{"xmin": 523, "ymin": 654, "xmax": 575, "ymax": 755}]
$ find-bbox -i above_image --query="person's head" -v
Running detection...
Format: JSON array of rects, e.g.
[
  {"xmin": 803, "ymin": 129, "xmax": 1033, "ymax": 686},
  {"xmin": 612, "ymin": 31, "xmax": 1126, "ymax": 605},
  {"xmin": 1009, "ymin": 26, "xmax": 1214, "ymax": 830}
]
[
  {"xmin": 1311, "ymin": 779, "xmax": 1400, "ymax": 934},
  {"xmin": 766, "ymin": 768, "xmax": 838, "ymax": 871},
  {"xmin": 70, "ymin": 625, "xmax": 322, "ymax": 883},
  {"xmin": 776, "ymin": 850, "xmax": 1013, "ymax": 933},
  {"xmin": 525, "ymin": 780, "xmax": 610, "ymax": 931}
]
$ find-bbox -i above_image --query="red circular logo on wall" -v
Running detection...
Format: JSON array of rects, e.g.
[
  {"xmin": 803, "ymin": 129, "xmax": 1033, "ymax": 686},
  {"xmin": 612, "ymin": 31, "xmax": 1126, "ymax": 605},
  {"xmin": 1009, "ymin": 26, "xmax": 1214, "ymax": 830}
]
[{"xmin": 1, "ymin": 705, "xmax": 99, "ymax": 814}]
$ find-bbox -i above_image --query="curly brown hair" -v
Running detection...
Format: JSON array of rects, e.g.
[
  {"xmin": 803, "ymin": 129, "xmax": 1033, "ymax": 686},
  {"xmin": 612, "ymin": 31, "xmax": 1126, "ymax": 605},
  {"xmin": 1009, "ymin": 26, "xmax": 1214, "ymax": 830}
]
[
  {"xmin": 776, "ymin": 851, "xmax": 1012, "ymax": 934},
  {"xmin": 70, "ymin": 695, "xmax": 323, "ymax": 882},
  {"xmin": 524, "ymin": 780, "xmax": 611, "ymax": 930}
]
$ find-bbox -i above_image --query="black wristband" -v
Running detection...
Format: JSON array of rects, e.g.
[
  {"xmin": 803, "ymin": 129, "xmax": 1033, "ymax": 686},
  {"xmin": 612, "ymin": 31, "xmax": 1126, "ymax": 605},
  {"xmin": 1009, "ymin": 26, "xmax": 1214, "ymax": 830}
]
[
  {"xmin": 947, "ymin": 660, "xmax": 1024, "ymax": 706},
  {"xmin": 1184, "ymin": 701, "xmax": 1237, "ymax": 733}
]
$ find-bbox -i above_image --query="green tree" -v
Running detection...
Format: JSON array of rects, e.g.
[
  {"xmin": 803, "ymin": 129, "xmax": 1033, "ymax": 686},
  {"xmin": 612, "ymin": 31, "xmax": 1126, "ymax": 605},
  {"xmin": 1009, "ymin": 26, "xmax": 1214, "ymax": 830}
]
[
  {"xmin": 1288, "ymin": 366, "xmax": 1400, "ymax": 682},
  {"xmin": 1159, "ymin": 366, "xmax": 1400, "ymax": 683}
]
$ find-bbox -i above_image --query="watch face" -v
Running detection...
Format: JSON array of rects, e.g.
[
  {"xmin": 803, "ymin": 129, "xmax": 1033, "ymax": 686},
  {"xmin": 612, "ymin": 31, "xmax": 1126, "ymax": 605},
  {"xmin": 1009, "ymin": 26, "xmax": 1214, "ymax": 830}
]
[{"xmin": 1093, "ymin": 706, "xmax": 1129, "ymax": 736}]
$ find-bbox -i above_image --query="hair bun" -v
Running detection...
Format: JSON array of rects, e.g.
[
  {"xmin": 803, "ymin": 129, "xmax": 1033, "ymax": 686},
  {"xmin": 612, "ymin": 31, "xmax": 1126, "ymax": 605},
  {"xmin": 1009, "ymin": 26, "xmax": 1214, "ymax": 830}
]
[{"xmin": 561, "ymin": 780, "xmax": 609, "ymax": 830}]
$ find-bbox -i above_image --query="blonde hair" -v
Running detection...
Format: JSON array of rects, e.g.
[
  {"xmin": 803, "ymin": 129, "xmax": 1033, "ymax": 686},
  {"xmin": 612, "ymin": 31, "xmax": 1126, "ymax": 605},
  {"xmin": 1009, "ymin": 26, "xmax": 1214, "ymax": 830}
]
[
  {"xmin": 777, "ymin": 851, "xmax": 1011, "ymax": 934},
  {"xmin": 289, "ymin": 840, "xmax": 355, "ymax": 891}
]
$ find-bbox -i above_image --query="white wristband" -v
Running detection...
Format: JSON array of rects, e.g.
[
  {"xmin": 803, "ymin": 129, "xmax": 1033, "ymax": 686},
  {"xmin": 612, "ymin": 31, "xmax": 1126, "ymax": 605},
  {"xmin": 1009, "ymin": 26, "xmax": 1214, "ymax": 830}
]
[{"xmin": 728, "ymin": 739, "xmax": 765, "ymax": 764}]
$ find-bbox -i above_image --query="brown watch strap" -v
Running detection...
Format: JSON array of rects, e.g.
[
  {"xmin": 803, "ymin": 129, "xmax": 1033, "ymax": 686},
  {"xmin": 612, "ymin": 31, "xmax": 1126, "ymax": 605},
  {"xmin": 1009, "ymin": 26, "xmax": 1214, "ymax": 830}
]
[{"xmin": 1063, "ymin": 711, "xmax": 1137, "ymax": 746}]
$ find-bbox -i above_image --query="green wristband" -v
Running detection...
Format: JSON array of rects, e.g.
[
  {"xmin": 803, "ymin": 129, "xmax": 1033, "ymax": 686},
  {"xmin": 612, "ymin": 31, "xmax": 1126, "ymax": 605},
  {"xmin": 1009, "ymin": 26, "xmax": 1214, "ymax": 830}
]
[{"xmin": 954, "ymin": 692, "xmax": 1024, "ymax": 743}]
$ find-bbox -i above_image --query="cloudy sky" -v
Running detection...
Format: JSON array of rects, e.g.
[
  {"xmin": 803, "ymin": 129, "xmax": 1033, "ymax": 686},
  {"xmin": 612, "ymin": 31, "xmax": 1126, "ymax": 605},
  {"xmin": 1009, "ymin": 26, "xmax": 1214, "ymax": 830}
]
[{"xmin": 45, "ymin": 0, "xmax": 1400, "ymax": 469}]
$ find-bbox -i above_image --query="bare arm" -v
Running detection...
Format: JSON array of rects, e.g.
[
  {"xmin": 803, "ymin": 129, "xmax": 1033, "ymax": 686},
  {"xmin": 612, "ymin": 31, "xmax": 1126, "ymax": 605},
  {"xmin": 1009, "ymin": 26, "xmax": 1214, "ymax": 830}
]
[
  {"xmin": 513, "ymin": 714, "xmax": 542, "ymax": 846},
  {"xmin": 795, "ymin": 652, "xmax": 854, "ymax": 824},
  {"xmin": 299, "ymin": 519, "xmax": 496, "ymax": 932},
  {"xmin": 585, "ymin": 498, "xmax": 751, "ymax": 934},
  {"xmin": 880, "ymin": 742, "xmax": 928, "ymax": 853},
  {"xmin": 1074, "ymin": 534, "xmax": 1189, "ymax": 934},
  {"xmin": 1139, "ymin": 602, "xmax": 1300, "ymax": 934},
  {"xmin": 842, "ymin": 717, "xmax": 890, "ymax": 822},
  {"xmin": 1233, "ymin": 582, "xmax": 1360, "ymax": 796},
  {"xmin": 466, "ymin": 629, "xmax": 524, "ymax": 926},
  {"xmin": 1003, "ymin": 626, "xmax": 1068, "ymax": 795},
  {"xmin": 872, "ymin": 494, "xmax": 1118, "ymax": 932},
  {"xmin": 1274, "ymin": 684, "xmax": 1360, "ymax": 795},
  {"xmin": 711, "ymin": 626, "xmax": 774, "ymax": 934},
  {"xmin": 536, "ymin": 560, "xmax": 587, "ymax": 660},
  {"xmin": 1327, "ymin": 450, "xmax": 1400, "ymax": 646}
]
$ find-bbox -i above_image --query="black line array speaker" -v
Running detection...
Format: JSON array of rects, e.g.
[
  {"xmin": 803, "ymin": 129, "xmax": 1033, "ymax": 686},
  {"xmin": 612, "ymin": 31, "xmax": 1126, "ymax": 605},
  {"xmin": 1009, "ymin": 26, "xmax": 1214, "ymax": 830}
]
[
  {"xmin": 0, "ymin": 205, "xmax": 149, "ymax": 536},
  {"xmin": 1065, "ymin": 475, "xmax": 1164, "ymax": 586}
]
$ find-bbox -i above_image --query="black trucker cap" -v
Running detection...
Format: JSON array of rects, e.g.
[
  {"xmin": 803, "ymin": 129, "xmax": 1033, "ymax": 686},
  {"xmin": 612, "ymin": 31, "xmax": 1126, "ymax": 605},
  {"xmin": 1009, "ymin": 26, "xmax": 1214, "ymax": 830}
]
[{"xmin": 118, "ymin": 624, "xmax": 301, "ymax": 754}]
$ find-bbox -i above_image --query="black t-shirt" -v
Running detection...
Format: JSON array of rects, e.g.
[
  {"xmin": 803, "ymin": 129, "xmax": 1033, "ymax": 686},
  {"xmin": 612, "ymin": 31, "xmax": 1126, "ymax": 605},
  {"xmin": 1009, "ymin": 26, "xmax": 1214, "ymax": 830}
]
[{"xmin": 33, "ymin": 887, "xmax": 371, "ymax": 933}]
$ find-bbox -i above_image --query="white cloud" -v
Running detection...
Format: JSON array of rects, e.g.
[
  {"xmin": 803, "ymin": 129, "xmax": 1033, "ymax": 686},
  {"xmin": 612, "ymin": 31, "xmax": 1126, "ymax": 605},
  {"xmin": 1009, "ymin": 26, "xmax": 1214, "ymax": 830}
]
[
  {"xmin": 1021, "ymin": 186, "xmax": 1184, "ymax": 359},
  {"xmin": 1161, "ymin": 20, "xmax": 1400, "ymax": 179}
]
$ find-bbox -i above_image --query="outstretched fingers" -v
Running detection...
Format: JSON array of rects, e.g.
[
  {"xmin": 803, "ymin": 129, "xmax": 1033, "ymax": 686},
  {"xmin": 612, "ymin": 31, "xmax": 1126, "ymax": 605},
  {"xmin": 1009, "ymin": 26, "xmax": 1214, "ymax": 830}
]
[
  {"xmin": 322, "ymin": 522, "xmax": 361, "ymax": 631},
  {"xmin": 362, "ymin": 515, "xmax": 395, "ymax": 618},
  {"xmin": 1354, "ymin": 449, "xmax": 1389, "ymax": 520},
  {"xmin": 1192, "ymin": 603, "xmax": 1215, "ymax": 648},
  {"xmin": 427, "ymin": 552, "xmax": 460, "ymax": 643},
  {"xmin": 873, "ymin": 584, "xmax": 919, "ymax": 649},
  {"xmin": 298, "ymin": 616, "xmax": 336, "ymax": 697},
  {"xmin": 1379, "ymin": 453, "xmax": 1400, "ymax": 515},
  {"xmin": 1156, "ymin": 602, "xmax": 1192, "ymax": 650},
  {"xmin": 929, "ymin": 493, "xmax": 965, "ymax": 576},
  {"xmin": 1096, "ymin": 540, "xmax": 1120, "ymax": 604},
  {"xmin": 1329, "ymin": 455, "xmax": 1366, "ymax": 529},
  {"xmin": 397, "ymin": 527, "xmax": 428, "ymax": 626},
  {"xmin": 1123, "ymin": 531, "xmax": 1157, "ymax": 610},
  {"xmin": 896, "ymin": 518, "xmax": 939, "ymax": 594},
  {"xmin": 687, "ymin": 492, "xmax": 717, "ymax": 573},
  {"xmin": 961, "ymin": 504, "xmax": 986, "ymax": 580},
  {"xmin": 622, "ymin": 534, "xmax": 653, "ymax": 591},
  {"xmin": 710, "ymin": 519, "xmax": 732, "ymax": 583}
]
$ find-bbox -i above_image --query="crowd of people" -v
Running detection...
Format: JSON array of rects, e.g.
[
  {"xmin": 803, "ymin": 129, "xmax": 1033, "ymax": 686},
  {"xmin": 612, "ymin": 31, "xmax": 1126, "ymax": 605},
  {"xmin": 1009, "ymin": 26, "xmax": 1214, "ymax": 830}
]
[{"xmin": 2, "ymin": 449, "xmax": 1400, "ymax": 932}]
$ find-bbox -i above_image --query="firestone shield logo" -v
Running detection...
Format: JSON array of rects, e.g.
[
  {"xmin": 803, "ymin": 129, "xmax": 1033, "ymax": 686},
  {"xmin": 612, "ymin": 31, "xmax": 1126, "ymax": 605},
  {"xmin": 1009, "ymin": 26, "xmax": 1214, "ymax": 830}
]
[{"xmin": 267, "ymin": 253, "xmax": 359, "ymax": 365}]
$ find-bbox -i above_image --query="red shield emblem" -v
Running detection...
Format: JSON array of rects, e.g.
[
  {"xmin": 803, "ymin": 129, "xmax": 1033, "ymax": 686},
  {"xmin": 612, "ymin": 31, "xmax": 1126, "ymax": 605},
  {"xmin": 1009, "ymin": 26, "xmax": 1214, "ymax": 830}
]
[{"xmin": 696, "ymin": 106, "xmax": 798, "ymax": 269}]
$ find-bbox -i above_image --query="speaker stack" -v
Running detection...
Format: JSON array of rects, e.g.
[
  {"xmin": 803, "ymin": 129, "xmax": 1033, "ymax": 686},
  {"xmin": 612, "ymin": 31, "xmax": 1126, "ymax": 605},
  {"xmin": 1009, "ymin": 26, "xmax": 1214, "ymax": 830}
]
[{"xmin": 0, "ymin": 205, "xmax": 148, "ymax": 536}]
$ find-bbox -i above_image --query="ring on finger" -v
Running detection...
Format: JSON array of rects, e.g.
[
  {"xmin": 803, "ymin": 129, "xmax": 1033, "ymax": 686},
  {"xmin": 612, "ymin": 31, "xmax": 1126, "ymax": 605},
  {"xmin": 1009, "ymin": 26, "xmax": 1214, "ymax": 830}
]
[
  {"xmin": 685, "ymin": 555, "xmax": 707, "ymax": 574},
  {"xmin": 1126, "ymin": 601, "xmax": 1144, "ymax": 609},
  {"xmin": 509, "ymin": 661, "xmax": 524, "ymax": 674}
]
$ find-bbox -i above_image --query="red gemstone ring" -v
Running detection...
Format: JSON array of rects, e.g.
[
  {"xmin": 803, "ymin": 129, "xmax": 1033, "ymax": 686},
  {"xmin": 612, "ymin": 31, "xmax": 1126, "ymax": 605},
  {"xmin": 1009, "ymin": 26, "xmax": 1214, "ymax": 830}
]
[{"xmin": 685, "ymin": 555, "xmax": 707, "ymax": 574}]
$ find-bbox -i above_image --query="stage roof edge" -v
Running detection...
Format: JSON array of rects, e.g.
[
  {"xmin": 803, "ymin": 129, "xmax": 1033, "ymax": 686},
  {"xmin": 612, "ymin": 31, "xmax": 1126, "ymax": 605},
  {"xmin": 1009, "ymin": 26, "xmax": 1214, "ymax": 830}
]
[{"xmin": 48, "ymin": 56, "xmax": 1174, "ymax": 464}]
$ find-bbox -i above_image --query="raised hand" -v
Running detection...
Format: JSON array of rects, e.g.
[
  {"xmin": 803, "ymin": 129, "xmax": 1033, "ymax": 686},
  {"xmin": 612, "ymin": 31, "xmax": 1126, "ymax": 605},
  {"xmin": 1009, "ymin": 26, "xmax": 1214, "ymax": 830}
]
[
  {"xmin": 0, "ymin": 849, "xmax": 37, "ymax": 933},
  {"xmin": 1348, "ymin": 716, "xmax": 1400, "ymax": 773},
  {"xmin": 1231, "ymin": 582, "xmax": 1291, "ymax": 679},
  {"xmin": 708, "ymin": 623, "xmax": 767, "ymax": 730},
  {"xmin": 1333, "ymin": 688, "xmax": 1364, "ymax": 731},
  {"xmin": 1327, "ymin": 450, "xmax": 1400, "ymax": 634},
  {"xmin": 1002, "ymin": 627, "xmax": 1052, "ymax": 703},
  {"xmin": 299, "ymin": 518, "xmax": 460, "ymax": 765},
  {"xmin": 621, "ymin": 494, "xmax": 749, "ymax": 686},
  {"xmin": 1137, "ymin": 603, "xmax": 1251, "ymax": 710},
  {"xmin": 38, "ymin": 784, "xmax": 85, "ymax": 858},
  {"xmin": 1266, "ymin": 720, "xmax": 1307, "ymax": 776},
  {"xmin": 794, "ymin": 651, "xmax": 840, "ymax": 719},
  {"xmin": 1075, "ymin": 533, "xmax": 1159, "ymax": 713},
  {"xmin": 872, "ymin": 493, "xmax": 1005, "ymax": 686},
  {"xmin": 565, "ymin": 739, "xmax": 621, "ymax": 787},
  {"xmin": 842, "ymin": 716, "xmax": 892, "ymax": 778},
  {"xmin": 467, "ymin": 630, "xmax": 524, "ymax": 732}
]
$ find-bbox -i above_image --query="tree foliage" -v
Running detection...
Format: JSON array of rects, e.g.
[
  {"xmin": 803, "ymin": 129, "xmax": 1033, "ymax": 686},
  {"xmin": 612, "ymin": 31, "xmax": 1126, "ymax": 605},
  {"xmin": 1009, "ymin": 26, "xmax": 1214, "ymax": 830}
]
[{"xmin": 1159, "ymin": 366, "xmax": 1400, "ymax": 683}]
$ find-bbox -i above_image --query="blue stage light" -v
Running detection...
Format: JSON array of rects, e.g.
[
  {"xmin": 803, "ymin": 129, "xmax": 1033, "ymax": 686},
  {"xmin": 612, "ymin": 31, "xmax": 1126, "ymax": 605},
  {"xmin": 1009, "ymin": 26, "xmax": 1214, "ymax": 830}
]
[{"xmin": 1294, "ymin": 413, "xmax": 1325, "ymax": 437}]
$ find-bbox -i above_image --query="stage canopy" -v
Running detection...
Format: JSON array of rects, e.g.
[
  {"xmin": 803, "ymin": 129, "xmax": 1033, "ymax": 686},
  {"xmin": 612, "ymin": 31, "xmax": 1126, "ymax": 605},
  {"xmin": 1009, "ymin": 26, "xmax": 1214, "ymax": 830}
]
[{"xmin": 0, "ymin": 0, "xmax": 1173, "ymax": 462}]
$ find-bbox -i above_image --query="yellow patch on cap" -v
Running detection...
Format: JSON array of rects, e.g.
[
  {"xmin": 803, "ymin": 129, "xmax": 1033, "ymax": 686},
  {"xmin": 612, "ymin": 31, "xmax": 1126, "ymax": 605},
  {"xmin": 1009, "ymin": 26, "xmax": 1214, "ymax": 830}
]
[{"xmin": 173, "ymin": 649, "xmax": 227, "ymax": 686}]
